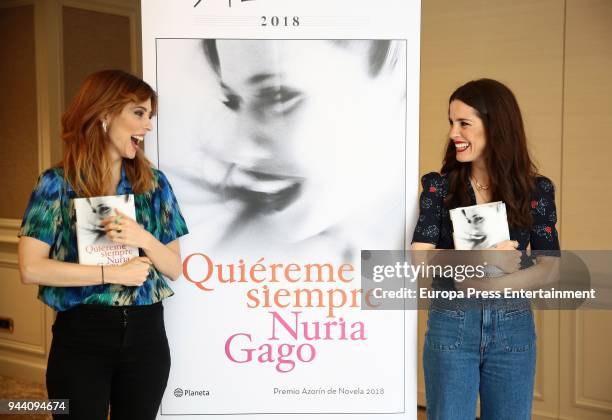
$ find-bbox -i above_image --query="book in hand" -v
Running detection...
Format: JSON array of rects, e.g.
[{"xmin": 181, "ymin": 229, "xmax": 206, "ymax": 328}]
[
  {"xmin": 74, "ymin": 194, "xmax": 139, "ymax": 266},
  {"xmin": 450, "ymin": 201, "xmax": 510, "ymax": 277}
]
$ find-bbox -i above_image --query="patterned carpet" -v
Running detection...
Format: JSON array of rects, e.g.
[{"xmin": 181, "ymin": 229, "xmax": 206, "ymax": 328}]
[{"xmin": 0, "ymin": 375, "xmax": 50, "ymax": 419}]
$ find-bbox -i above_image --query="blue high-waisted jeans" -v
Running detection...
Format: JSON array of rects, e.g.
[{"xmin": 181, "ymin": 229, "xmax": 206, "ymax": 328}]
[{"xmin": 423, "ymin": 299, "xmax": 536, "ymax": 420}]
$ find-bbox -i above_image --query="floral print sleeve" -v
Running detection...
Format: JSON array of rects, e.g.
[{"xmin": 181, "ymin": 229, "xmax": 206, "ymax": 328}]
[
  {"xmin": 411, "ymin": 172, "xmax": 446, "ymax": 246},
  {"xmin": 529, "ymin": 176, "xmax": 560, "ymax": 250}
]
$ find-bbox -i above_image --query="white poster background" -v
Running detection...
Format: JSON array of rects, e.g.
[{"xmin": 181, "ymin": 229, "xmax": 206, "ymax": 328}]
[{"xmin": 142, "ymin": 1, "xmax": 420, "ymax": 418}]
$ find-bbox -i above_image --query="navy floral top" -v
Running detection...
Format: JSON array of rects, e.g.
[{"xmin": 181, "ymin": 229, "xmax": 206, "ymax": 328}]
[
  {"xmin": 412, "ymin": 172, "xmax": 560, "ymax": 251},
  {"xmin": 19, "ymin": 166, "xmax": 189, "ymax": 311}
]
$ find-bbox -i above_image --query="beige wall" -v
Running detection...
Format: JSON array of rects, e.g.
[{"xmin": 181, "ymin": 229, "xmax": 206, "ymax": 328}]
[
  {"xmin": 562, "ymin": 0, "xmax": 612, "ymax": 250},
  {"xmin": 418, "ymin": 1, "xmax": 612, "ymax": 419},
  {"xmin": 559, "ymin": 1, "xmax": 612, "ymax": 418},
  {"xmin": 420, "ymin": 0, "xmax": 564, "ymax": 197}
]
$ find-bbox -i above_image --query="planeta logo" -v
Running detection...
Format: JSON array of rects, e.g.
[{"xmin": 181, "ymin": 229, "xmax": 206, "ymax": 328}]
[{"xmin": 173, "ymin": 387, "xmax": 211, "ymax": 397}]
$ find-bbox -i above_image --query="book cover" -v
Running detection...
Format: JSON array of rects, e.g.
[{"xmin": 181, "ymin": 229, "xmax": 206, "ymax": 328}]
[
  {"xmin": 450, "ymin": 201, "xmax": 510, "ymax": 250},
  {"xmin": 74, "ymin": 194, "xmax": 139, "ymax": 266}
]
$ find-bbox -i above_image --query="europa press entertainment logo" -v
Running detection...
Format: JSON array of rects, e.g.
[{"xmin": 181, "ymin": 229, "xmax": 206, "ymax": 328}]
[{"xmin": 174, "ymin": 388, "xmax": 184, "ymax": 398}]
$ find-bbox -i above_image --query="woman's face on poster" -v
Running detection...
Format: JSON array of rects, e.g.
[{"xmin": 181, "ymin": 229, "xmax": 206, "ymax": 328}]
[
  {"xmin": 461, "ymin": 206, "xmax": 499, "ymax": 249},
  {"xmin": 194, "ymin": 40, "xmax": 404, "ymax": 242},
  {"xmin": 463, "ymin": 209, "xmax": 487, "ymax": 243}
]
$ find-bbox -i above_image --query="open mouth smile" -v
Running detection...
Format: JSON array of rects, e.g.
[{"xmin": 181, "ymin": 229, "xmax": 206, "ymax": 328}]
[
  {"xmin": 222, "ymin": 167, "xmax": 304, "ymax": 213},
  {"xmin": 131, "ymin": 135, "xmax": 144, "ymax": 147},
  {"xmin": 453, "ymin": 140, "xmax": 470, "ymax": 153}
]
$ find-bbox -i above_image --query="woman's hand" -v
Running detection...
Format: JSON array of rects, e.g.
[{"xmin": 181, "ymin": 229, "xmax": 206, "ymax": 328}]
[
  {"xmin": 105, "ymin": 257, "xmax": 152, "ymax": 286},
  {"xmin": 492, "ymin": 240, "xmax": 519, "ymax": 250},
  {"xmin": 103, "ymin": 209, "xmax": 182, "ymax": 281},
  {"xmin": 103, "ymin": 209, "xmax": 154, "ymax": 250},
  {"xmin": 486, "ymin": 240, "xmax": 521, "ymax": 274}
]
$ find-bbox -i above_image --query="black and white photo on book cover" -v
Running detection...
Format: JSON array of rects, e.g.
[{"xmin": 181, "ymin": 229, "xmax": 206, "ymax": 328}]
[
  {"xmin": 74, "ymin": 194, "xmax": 139, "ymax": 265},
  {"xmin": 450, "ymin": 201, "xmax": 510, "ymax": 250},
  {"xmin": 157, "ymin": 38, "xmax": 407, "ymax": 259}
]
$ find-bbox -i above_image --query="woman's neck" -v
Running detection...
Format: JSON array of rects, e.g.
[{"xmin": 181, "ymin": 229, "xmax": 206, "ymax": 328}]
[
  {"xmin": 107, "ymin": 158, "xmax": 122, "ymax": 195},
  {"xmin": 470, "ymin": 160, "xmax": 492, "ymax": 203},
  {"xmin": 470, "ymin": 161, "xmax": 489, "ymax": 187}
]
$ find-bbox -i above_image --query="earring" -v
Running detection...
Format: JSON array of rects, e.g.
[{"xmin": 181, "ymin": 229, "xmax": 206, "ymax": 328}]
[{"xmin": 101, "ymin": 120, "xmax": 108, "ymax": 133}]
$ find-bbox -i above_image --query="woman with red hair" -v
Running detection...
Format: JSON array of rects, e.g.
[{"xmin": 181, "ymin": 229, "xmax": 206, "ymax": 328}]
[{"xmin": 18, "ymin": 69, "xmax": 188, "ymax": 419}]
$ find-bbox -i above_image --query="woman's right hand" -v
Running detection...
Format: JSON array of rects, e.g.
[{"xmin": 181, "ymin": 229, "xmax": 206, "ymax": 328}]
[
  {"xmin": 492, "ymin": 240, "xmax": 519, "ymax": 251},
  {"xmin": 487, "ymin": 240, "xmax": 521, "ymax": 274},
  {"xmin": 106, "ymin": 257, "xmax": 152, "ymax": 286}
]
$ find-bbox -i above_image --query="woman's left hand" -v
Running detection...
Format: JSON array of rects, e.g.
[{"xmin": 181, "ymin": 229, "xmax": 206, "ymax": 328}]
[{"xmin": 102, "ymin": 209, "xmax": 153, "ymax": 250}]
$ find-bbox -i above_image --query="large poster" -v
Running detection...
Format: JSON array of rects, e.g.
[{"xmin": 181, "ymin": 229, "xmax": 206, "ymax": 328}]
[{"xmin": 142, "ymin": 1, "xmax": 420, "ymax": 418}]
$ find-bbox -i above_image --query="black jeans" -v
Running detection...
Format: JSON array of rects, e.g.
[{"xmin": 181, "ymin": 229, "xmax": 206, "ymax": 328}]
[{"xmin": 47, "ymin": 302, "xmax": 171, "ymax": 420}]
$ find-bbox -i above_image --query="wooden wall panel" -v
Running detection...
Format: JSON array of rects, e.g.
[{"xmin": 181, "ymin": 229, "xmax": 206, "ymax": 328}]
[
  {"xmin": 560, "ymin": 0, "xmax": 612, "ymax": 418},
  {"xmin": 0, "ymin": 5, "xmax": 39, "ymax": 220},
  {"xmin": 561, "ymin": 0, "xmax": 612, "ymax": 250},
  {"xmin": 62, "ymin": 6, "xmax": 131, "ymax": 107},
  {"xmin": 0, "ymin": 262, "xmax": 45, "ymax": 353}
]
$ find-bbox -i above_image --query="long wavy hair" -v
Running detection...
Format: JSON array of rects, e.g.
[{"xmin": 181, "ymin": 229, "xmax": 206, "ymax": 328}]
[
  {"xmin": 441, "ymin": 79, "xmax": 538, "ymax": 229},
  {"xmin": 60, "ymin": 69, "xmax": 156, "ymax": 196}
]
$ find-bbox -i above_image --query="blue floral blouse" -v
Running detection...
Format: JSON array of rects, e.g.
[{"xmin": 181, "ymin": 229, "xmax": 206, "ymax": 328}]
[
  {"xmin": 412, "ymin": 172, "xmax": 560, "ymax": 251},
  {"xmin": 19, "ymin": 166, "xmax": 189, "ymax": 311}
]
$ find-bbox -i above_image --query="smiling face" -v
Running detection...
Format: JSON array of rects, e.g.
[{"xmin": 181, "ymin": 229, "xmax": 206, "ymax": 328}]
[
  {"xmin": 197, "ymin": 40, "xmax": 404, "ymax": 241},
  {"xmin": 448, "ymin": 100, "xmax": 487, "ymax": 164},
  {"xmin": 105, "ymin": 99, "xmax": 152, "ymax": 162},
  {"xmin": 209, "ymin": 40, "xmax": 374, "ymax": 177}
]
